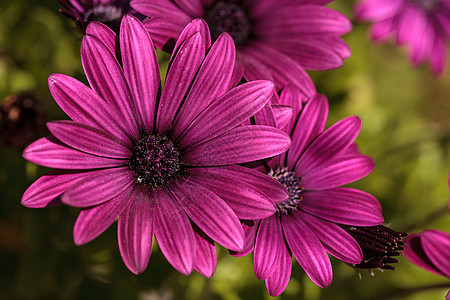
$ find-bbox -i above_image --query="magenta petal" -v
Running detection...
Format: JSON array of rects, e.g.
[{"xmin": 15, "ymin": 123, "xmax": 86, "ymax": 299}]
[
  {"xmin": 282, "ymin": 213, "xmax": 332, "ymax": 288},
  {"xmin": 73, "ymin": 187, "xmax": 133, "ymax": 245},
  {"xmin": 169, "ymin": 177, "xmax": 244, "ymax": 252},
  {"xmin": 232, "ymin": 221, "xmax": 258, "ymax": 257},
  {"xmin": 81, "ymin": 34, "xmax": 139, "ymax": 140},
  {"xmin": 301, "ymin": 155, "xmax": 375, "ymax": 189},
  {"xmin": 120, "ymin": 15, "xmax": 160, "ymax": 134},
  {"xmin": 156, "ymin": 32, "xmax": 204, "ymax": 134},
  {"xmin": 21, "ymin": 170, "xmax": 92, "ymax": 208},
  {"xmin": 182, "ymin": 125, "xmax": 291, "ymax": 166},
  {"xmin": 154, "ymin": 188, "xmax": 195, "ymax": 275},
  {"xmin": 178, "ymin": 80, "xmax": 274, "ymax": 148},
  {"xmin": 47, "ymin": 121, "xmax": 131, "ymax": 159},
  {"xmin": 288, "ymin": 94, "xmax": 329, "ymax": 170},
  {"xmin": 254, "ymin": 215, "xmax": 283, "ymax": 280},
  {"xmin": 271, "ymin": 104, "xmax": 294, "ymax": 133},
  {"xmin": 142, "ymin": 16, "xmax": 190, "ymax": 50},
  {"xmin": 300, "ymin": 212, "xmax": 362, "ymax": 264},
  {"xmin": 239, "ymin": 43, "xmax": 316, "ymax": 97},
  {"xmin": 265, "ymin": 243, "xmax": 292, "ymax": 297},
  {"xmin": 193, "ymin": 228, "xmax": 217, "ymax": 278},
  {"xmin": 294, "ymin": 116, "xmax": 361, "ymax": 175},
  {"xmin": 48, "ymin": 74, "xmax": 131, "ymax": 145},
  {"xmin": 301, "ymin": 188, "xmax": 384, "ymax": 226},
  {"xmin": 85, "ymin": 22, "xmax": 116, "ymax": 53},
  {"xmin": 62, "ymin": 167, "xmax": 135, "ymax": 208},
  {"xmin": 421, "ymin": 230, "xmax": 450, "ymax": 277},
  {"xmin": 185, "ymin": 167, "xmax": 276, "ymax": 220},
  {"xmin": 173, "ymin": 18, "xmax": 211, "ymax": 56},
  {"xmin": 23, "ymin": 136, "xmax": 125, "ymax": 169},
  {"xmin": 404, "ymin": 233, "xmax": 446, "ymax": 277},
  {"xmin": 118, "ymin": 186, "xmax": 155, "ymax": 275},
  {"xmin": 172, "ymin": 33, "xmax": 236, "ymax": 140}
]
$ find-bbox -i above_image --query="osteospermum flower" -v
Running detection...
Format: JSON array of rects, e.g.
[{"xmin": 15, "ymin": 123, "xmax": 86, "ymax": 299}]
[
  {"xmin": 404, "ymin": 173, "xmax": 450, "ymax": 281},
  {"xmin": 21, "ymin": 16, "xmax": 291, "ymax": 276},
  {"xmin": 58, "ymin": 0, "xmax": 140, "ymax": 32},
  {"xmin": 236, "ymin": 88, "xmax": 384, "ymax": 296},
  {"xmin": 354, "ymin": 0, "xmax": 450, "ymax": 75},
  {"xmin": 130, "ymin": 0, "xmax": 353, "ymax": 97},
  {"xmin": 404, "ymin": 229, "xmax": 450, "ymax": 278}
]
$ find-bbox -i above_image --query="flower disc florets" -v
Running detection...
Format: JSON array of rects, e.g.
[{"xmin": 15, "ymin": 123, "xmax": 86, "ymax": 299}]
[
  {"xmin": 268, "ymin": 167, "xmax": 303, "ymax": 216},
  {"xmin": 204, "ymin": 1, "xmax": 251, "ymax": 46},
  {"xmin": 129, "ymin": 134, "xmax": 181, "ymax": 188}
]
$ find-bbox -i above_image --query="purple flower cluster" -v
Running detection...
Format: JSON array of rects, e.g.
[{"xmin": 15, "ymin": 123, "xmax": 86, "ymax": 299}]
[{"xmin": 20, "ymin": 0, "xmax": 450, "ymax": 298}]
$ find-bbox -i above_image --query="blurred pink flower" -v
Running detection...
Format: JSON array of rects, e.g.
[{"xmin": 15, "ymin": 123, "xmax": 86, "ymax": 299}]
[
  {"xmin": 354, "ymin": 0, "xmax": 450, "ymax": 74},
  {"xmin": 130, "ymin": 0, "xmax": 353, "ymax": 97}
]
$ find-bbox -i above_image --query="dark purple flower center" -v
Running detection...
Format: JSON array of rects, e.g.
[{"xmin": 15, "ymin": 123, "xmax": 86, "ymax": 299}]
[
  {"xmin": 410, "ymin": 0, "xmax": 440, "ymax": 11},
  {"xmin": 347, "ymin": 225, "xmax": 407, "ymax": 272},
  {"xmin": 84, "ymin": 5, "xmax": 124, "ymax": 31},
  {"xmin": 129, "ymin": 135, "xmax": 181, "ymax": 188},
  {"xmin": 204, "ymin": 1, "xmax": 251, "ymax": 46},
  {"xmin": 268, "ymin": 167, "xmax": 303, "ymax": 216}
]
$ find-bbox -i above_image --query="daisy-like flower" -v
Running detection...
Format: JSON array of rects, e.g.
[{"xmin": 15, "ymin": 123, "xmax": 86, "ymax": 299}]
[
  {"xmin": 404, "ymin": 229, "xmax": 450, "ymax": 278},
  {"xmin": 21, "ymin": 16, "xmax": 291, "ymax": 276},
  {"xmin": 354, "ymin": 0, "xmax": 450, "ymax": 75},
  {"xmin": 404, "ymin": 173, "xmax": 450, "ymax": 280},
  {"xmin": 58, "ymin": 0, "xmax": 140, "ymax": 32},
  {"xmin": 130, "ymin": 0, "xmax": 353, "ymax": 97},
  {"xmin": 236, "ymin": 88, "xmax": 384, "ymax": 296}
]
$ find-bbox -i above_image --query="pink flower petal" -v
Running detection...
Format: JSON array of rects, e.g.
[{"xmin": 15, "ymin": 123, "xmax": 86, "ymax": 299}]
[
  {"xmin": 154, "ymin": 187, "xmax": 196, "ymax": 275},
  {"xmin": 300, "ymin": 212, "xmax": 362, "ymax": 264},
  {"xmin": 265, "ymin": 243, "xmax": 292, "ymax": 297},
  {"xmin": 178, "ymin": 80, "xmax": 275, "ymax": 148},
  {"xmin": 301, "ymin": 188, "xmax": 384, "ymax": 226},
  {"xmin": 23, "ymin": 136, "xmax": 125, "ymax": 170},
  {"xmin": 62, "ymin": 167, "xmax": 135, "ymax": 208},
  {"xmin": 81, "ymin": 34, "xmax": 140, "ymax": 140},
  {"xmin": 185, "ymin": 167, "xmax": 276, "ymax": 220},
  {"xmin": 73, "ymin": 187, "xmax": 133, "ymax": 245},
  {"xmin": 254, "ymin": 215, "xmax": 283, "ymax": 280},
  {"xmin": 118, "ymin": 185, "xmax": 155, "ymax": 274},
  {"xmin": 47, "ymin": 121, "xmax": 131, "ymax": 159},
  {"xmin": 282, "ymin": 213, "xmax": 332, "ymax": 288},
  {"xmin": 193, "ymin": 226, "xmax": 217, "ymax": 278},
  {"xmin": 182, "ymin": 125, "xmax": 291, "ymax": 166},
  {"xmin": 120, "ymin": 15, "xmax": 160, "ymax": 134},
  {"xmin": 169, "ymin": 177, "xmax": 244, "ymax": 252},
  {"xmin": 156, "ymin": 32, "xmax": 205, "ymax": 134}
]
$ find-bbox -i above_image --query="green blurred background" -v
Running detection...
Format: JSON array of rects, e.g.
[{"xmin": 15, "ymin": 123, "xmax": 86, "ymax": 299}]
[{"xmin": 1, "ymin": 0, "xmax": 449, "ymax": 299}]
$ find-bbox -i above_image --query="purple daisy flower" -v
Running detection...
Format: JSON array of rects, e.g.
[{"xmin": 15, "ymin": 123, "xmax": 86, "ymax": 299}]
[
  {"xmin": 354, "ymin": 0, "xmax": 450, "ymax": 75},
  {"xmin": 236, "ymin": 88, "xmax": 384, "ymax": 296},
  {"xmin": 21, "ymin": 16, "xmax": 291, "ymax": 276},
  {"xmin": 58, "ymin": 0, "xmax": 141, "ymax": 32},
  {"xmin": 404, "ymin": 173, "xmax": 450, "ymax": 280},
  {"xmin": 404, "ymin": 229, "xmax": 450, "ymax": 278},
  {"xmin": 130, "ymin": 0, "xmax": 353, "ymax": 97}
]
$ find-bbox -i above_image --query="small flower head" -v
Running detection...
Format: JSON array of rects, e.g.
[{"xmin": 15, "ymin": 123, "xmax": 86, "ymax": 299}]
[{"xmin": 347, "ymin": 225, "xmax": 407, "ymax": 273}]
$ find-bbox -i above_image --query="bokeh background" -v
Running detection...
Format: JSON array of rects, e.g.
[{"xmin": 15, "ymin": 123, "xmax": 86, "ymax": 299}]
[{"xmin": 1, "ymin": 0, "xmax": 450, "ymax": 299}]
